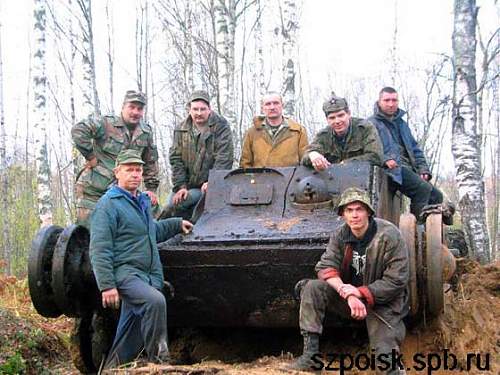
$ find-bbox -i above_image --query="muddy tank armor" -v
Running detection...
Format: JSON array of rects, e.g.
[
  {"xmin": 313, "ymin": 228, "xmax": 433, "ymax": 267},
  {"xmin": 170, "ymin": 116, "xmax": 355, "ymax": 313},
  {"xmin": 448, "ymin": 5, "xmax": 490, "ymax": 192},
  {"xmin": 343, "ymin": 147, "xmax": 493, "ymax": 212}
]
[{"xmin": 28, "ymin": 162, "xmax": 455, "ymax": 373}]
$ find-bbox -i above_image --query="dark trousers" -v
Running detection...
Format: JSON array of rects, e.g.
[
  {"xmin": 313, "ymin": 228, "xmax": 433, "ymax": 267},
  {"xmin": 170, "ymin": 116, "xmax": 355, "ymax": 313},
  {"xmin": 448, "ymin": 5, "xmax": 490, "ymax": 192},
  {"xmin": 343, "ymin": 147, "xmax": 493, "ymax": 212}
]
[
  {"xmin": 398, "ymin": 166, "xmax": 443, "ymax": 218},
  {"xmin": 299, "ymin": 279, "xmax": 406, "ymax": 375},
  {"xmin": 104, "ymin": 276, "xmax": 168, "ymax": 368}
]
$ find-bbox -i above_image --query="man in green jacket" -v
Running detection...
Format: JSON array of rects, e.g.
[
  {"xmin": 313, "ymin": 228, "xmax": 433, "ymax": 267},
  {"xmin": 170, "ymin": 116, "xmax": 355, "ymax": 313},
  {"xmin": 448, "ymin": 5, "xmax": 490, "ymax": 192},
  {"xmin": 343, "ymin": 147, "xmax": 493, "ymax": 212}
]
[
  {"xmin": 164, "ymin": 90, "xmax": 234, "ymax": 219},
  {"xmin": 90, "ymin": 149, "xmax": 192, "ymax": 368},
  {"xmin": 288, "ymin": 187, "xmax": 409, "ymax": 374},
  {"xmin": 302, "ymin": 95, "xmax": 383, "ymax": 170},
  {"xmin": 72, "ymin": 90, "xmax": 160, "ymax": 228}
]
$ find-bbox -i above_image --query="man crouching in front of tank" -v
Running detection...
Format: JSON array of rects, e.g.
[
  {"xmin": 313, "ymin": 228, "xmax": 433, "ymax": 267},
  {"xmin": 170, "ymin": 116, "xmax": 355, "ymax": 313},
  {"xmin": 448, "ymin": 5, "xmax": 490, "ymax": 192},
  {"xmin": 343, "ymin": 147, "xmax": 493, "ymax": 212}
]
[
  {"xmin": 89, "ymin": 149, "xmax": 193, "ymax": 369},
  {"xmin": 288, "ymin": 187, "xmax": 409, "ymax": 374}
]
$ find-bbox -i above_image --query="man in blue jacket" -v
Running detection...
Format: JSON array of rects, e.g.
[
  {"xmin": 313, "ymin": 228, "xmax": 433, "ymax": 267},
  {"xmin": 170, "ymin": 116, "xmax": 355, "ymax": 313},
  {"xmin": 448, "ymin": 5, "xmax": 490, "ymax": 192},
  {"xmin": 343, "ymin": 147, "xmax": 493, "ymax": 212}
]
[
  {"xmin": 90, "ymin": 149, "xmax": 193, "ymax": 368},
  {"xmin": 369, "ymin": 87, "xmax": 444, "ymax": 220}
]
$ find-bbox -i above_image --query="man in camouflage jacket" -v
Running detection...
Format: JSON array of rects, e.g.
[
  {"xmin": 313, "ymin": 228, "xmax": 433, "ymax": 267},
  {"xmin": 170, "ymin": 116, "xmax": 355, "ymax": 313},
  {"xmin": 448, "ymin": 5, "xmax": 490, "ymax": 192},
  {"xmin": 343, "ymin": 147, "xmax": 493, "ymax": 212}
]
[
  {"xmin": 302, "ymin": 95, "xmax": 383, "ymax": 170},
  {"xmin": 165, "ymin": 90, "xmax": 234, "ymax": 219},
  {"xmin": 72, "ymin": 90, "xmax": 159, "ymax": 228},
  {"xmin": 288, "ymin": 187, "xmax": 409, "ymax": 374}
]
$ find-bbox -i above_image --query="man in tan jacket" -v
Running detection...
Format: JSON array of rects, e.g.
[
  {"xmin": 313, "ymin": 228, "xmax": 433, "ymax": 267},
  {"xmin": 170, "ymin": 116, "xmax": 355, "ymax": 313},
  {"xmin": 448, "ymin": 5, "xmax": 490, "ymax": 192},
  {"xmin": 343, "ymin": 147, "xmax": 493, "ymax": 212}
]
[{"xmin": 239, "ymin": 92, "xmax": 308, "ymax": 168}]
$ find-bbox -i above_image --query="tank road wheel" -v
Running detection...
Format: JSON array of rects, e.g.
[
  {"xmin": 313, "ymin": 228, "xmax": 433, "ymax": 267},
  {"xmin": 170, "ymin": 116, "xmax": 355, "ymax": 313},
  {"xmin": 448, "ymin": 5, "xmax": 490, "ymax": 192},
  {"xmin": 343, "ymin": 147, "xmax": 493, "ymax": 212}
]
[
  {"xmin": 425, "ymin": 213, "xmax": 443, "ymax": 317},
  {"xmin": 28, "ymin": 225, "xmax": 64, "ymax": 318},
  {"xmin": 70, "ymin": 311, "xmax": 118, "ymax": 374},
  {"xmin": 399, "ymin": 214, "xmax": 419, "ymax": 317},
  {"xmin": 52, "ymin": 224, "xmax": 92, "ymax": 317}
]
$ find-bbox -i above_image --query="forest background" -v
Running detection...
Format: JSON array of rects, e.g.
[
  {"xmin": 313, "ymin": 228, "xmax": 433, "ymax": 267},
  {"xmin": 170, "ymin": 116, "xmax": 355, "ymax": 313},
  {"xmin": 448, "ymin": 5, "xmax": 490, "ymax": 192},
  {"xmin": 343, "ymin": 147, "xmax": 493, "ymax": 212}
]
[{"xmin": 0, "ymin": 0, "xmax": 498, "ymax": 276}]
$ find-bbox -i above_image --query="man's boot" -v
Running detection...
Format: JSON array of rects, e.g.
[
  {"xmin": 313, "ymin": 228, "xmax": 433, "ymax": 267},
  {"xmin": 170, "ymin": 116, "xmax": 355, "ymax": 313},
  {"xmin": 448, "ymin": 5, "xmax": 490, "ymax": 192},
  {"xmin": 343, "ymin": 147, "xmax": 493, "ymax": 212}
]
[{"xmin": 286, "ymin": 331, "xmax": 320, "ymax": 372}]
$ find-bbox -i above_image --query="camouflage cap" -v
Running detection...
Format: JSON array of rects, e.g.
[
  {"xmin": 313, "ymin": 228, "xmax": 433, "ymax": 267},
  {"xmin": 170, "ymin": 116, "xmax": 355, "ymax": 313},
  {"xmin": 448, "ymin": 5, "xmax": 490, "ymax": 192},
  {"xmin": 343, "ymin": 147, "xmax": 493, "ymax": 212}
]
[
  {"xmin": 123, "ymin": 90, "xmax": 147, "ymax": 105},
  {"xmin": 115, "ymin": 149, "xmax": 145, "ymax": 167},
  {"xmin": 322, "ymin": 95, "xmax": 349, "ymax": 115},
  {"xmin": 189, "ymin": 90, "xmax": 210, "ymax": 105},
  {"xmin": 336, "ymin": 187, "xmax": 375, "ymax": 215}
]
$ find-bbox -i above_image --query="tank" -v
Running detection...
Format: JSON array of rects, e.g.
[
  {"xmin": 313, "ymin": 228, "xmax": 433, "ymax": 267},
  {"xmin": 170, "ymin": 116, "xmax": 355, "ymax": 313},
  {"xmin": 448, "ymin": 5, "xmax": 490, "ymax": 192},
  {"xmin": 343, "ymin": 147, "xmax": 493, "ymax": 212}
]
[{"xmin": 28, "ymin": 162, "xmax": 454, "ymax": 372}]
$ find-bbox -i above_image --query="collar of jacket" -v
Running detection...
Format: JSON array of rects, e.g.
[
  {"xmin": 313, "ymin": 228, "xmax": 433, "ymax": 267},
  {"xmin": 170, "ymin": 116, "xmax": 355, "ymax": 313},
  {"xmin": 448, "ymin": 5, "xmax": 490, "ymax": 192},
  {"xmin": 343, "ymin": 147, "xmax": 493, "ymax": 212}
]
[
  {"xmin": 108, "ymin": 185, "xmax": 144, "ymax": 200},
  {"xmin": 113, "ymin": 115, "xmax": 151, "ymax": 135},
  {"xmin": 107, "ymin": 185, "xmax": 150, "ymax": 224},
  {"xmin": 253, "ymin": 116, "xmax": 302, "ymax": 131},
  {"xmin": 373, "ymin": 102, "xmax": 406, "ymax": 122},
  {"xmin": 181, "ymin": 111, "xmax": 220, "ymax": 131}
]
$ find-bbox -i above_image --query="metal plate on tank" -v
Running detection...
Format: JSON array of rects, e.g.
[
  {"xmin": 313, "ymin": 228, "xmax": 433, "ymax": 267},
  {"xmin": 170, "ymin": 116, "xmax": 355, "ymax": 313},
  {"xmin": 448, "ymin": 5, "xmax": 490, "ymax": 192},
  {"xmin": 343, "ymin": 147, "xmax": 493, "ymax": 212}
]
[{"xmin": 230, "ymin": 183, "xmax": 273, "ymax": 205}]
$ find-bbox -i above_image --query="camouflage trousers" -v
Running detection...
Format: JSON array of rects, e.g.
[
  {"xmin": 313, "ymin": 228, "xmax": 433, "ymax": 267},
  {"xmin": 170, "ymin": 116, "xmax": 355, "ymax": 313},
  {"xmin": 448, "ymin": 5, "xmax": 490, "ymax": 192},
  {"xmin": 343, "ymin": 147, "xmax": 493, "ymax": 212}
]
[
  {"xmin": 299, "ymin": 279, "xmax": 406, "ymax": 375},
  {"xmin": 75, "ymin": 180, "xmax": 104, "ymax": 229}
]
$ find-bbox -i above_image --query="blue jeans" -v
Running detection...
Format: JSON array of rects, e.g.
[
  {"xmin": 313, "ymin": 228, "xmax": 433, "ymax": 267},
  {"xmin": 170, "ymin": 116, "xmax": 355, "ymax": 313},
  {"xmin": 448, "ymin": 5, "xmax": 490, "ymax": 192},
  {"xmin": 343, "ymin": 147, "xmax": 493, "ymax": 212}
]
[
  {"xmin": 104, "ymin": 276, "xmax": 168, "ymax": 368},
  {"xmin": 399, "ymin": 166, "xmax": 443, "ymax": 218}
]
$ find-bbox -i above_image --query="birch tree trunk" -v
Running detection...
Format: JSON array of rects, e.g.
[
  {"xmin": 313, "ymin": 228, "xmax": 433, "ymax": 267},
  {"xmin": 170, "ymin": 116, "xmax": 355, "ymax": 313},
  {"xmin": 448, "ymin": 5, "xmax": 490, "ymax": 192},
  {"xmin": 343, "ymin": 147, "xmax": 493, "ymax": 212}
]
[
  {"xmin": 106, "ymin": 0, "xmax": 114, "ymax": 112},
  {"xmin": 78, "ymin": 0, "xmax": 100, "ymax": 116},
  {"xmin": 68, "ymin": 0, "xmax": 82, "ymax": 218},
  {"xmin": 255, "ymin": 0, "xmax": 265, "ymax": 107},
  {"xmin": 281, "ymin": 0, "xmax": 298, "ymax": 118},
  {"xmin": 214, "ymin": 0, "xmax": 237, "ymax": 129},
  {"xmin": 451, "ymin": 0, "xmax": 490, "ymax": 263},
  {"xmin": 135, "ymin": 1, "xmax": 146, "ymax": 92},
  {"xmin": 185, "ymin": 0, "xmax": 195, "ymax": 92},
  {"xmin": 33, "ymin": 0, "xmax": 53, "ymax": 227},
  {"xmin": 0, "ymin": 19, "xmax": 11, "ymax": 274}
]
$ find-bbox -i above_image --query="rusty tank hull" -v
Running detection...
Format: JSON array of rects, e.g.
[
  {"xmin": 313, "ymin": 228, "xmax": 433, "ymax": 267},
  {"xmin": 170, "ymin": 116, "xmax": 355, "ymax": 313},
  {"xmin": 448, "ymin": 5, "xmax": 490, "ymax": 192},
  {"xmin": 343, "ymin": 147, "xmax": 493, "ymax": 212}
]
[
  {"xmin": 28, "ymin": 161, "xmax": 454, "ymax": 372},
  {"xmin": 159, "ymin": 163, "xmax": 398, "ymax": 327}
]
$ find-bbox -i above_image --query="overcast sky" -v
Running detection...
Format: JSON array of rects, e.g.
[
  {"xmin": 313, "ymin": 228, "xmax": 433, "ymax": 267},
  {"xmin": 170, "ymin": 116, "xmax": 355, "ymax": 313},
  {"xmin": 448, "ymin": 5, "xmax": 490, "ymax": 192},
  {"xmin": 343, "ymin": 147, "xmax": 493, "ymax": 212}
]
[
  {"xmin": 0, "ymin": 0, "xmax": 498, "ymax": 173},
  {"xmin": 1, "ymin": 0, "xmax": 497, "ymax": 113}
]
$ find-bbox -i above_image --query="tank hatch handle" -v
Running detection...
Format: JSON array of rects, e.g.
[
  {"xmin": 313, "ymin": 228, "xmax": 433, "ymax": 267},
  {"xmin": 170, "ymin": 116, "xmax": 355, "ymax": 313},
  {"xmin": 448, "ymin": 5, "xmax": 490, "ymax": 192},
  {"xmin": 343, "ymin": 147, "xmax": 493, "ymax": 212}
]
[{"xmin": 229, "ymin": 183, "xmax": 273, "ymax": 205}]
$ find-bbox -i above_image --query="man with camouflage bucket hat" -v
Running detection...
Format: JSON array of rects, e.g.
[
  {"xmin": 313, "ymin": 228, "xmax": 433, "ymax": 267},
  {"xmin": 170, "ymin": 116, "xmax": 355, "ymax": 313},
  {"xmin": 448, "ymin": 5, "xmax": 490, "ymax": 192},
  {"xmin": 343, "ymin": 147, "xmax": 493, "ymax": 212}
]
[
  {"xmin": 288, "ymin": 187, "xmax": 409, "ymax": 374},
  {"xmin": 71, "ymin": 90, "xmax": 160, "ymax": 228},
  {"xmin": 302, "ymin": 94, "xmax": 383, "ymax": 170},
  {"xmin": 163, "ymin": 89, "xmax": 234, "ymax": 219}
]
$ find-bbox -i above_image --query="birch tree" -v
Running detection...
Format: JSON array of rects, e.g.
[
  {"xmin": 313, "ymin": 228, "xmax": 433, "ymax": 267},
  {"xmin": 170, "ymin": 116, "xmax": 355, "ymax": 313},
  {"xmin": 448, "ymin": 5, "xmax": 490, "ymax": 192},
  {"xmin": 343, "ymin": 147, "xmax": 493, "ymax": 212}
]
[
  {"xmin": 281, "ymin": 0, "xmax": 299, "ymax": 117},
  {"xmin": 213, "ymin": 0, "xmax": 257, "ymax": 157},
  {"xmin": 105, "ymin": 0, "xmax": 114, "ymax": 112},
  {"xmin": 451, "ymin": 0, "xmax": 490, "ymax": 263},
  {"xmin": 254, "ymin": 0, "xmax": 265, "ymax": 107},
  {"xmin": 156, "ymin": 0, "xmax": 198, "ymax": 100},
  {"xmin": 77, "ymin": 0, "xmax": 100, "ymax": 115},
  {"xmin": 214, "ymin": 0, "xmax": 237, "ymax": 128},
  {"xmin": 135, "ymin": 0, "xmax": 149, "ymax": 94},
  {"xmin": 185, "ymin": 0, "xmax": 195, "ymax": 92},
  {"xmin": 33, "ymin": 0, "xmax": 54, "ymax": 227}
]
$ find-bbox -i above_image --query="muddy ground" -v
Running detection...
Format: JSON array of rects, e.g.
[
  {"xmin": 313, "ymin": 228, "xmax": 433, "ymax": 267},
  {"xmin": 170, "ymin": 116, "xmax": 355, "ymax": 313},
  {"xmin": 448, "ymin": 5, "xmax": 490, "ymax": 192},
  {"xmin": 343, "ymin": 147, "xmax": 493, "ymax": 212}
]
[{"xmin": 1, "ymin": 259, "xmax": 498, "ymax": 374}]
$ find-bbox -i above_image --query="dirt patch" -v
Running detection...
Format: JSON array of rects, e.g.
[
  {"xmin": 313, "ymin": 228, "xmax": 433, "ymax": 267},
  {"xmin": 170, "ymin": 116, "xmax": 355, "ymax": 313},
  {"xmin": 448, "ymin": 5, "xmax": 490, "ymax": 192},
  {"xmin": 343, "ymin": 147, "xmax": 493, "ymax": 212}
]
[
  {"xmin": 0, "ymin": 275, "xmax": 72, "ymax": 374},
  {"xmin": 110, "ymin": 259, "xmax": 499, "ymax": 374},
  {"xmin": 1, "ymin": 259, "xmax": 498, "ymax": 374},
  {"xmin": 400, "ymin": 259, "xmax": 499, "ymax": 374}
]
